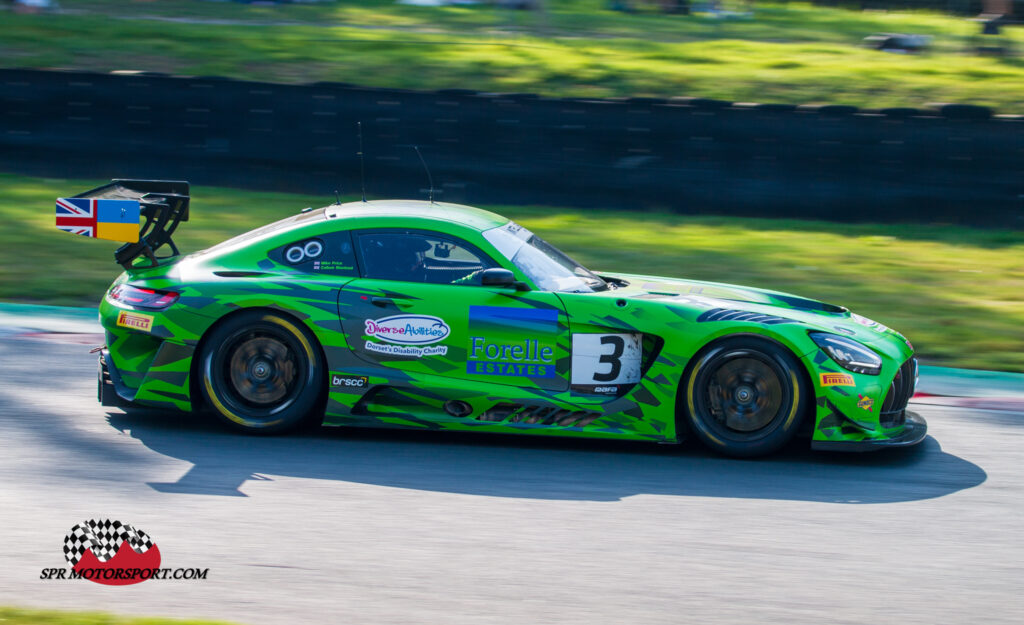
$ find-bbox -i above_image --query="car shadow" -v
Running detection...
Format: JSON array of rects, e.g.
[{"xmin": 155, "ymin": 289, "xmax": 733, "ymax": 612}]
[{"xmin": 106, "ymin": 407, "xmax": 987, "ymax": 504}]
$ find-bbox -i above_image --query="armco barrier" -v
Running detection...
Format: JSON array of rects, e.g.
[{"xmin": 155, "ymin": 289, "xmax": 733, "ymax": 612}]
[{"xmin": 1, "ymin": 68, "xmax": 1021, "ymax": 225}]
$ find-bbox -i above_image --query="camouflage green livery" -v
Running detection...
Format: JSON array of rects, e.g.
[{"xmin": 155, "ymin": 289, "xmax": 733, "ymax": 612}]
[{"xmin": 96, "ymin": 199, "xmax": 925, "ymax": 454}]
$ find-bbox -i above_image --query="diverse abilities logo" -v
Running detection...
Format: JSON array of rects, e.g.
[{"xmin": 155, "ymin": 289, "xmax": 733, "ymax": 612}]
[
  {"xmin": 363, "ymin": 314, "xmax": 450, "ymax": 358},
  {"xmin": 40, "ymin": 519, "xmax": 207, "ymax": 585},
  {"xmin": 365, "ymin": 315, "xmax": 449, "ymax": 345}
]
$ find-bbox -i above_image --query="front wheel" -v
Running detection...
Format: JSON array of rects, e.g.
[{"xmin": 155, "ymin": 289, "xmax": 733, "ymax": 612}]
[
  {"xmin": 682, "ymin": 338, "xmax": 808, "ymax": 457},
  {"xmin": 199, "ymin": 310, "xmax": 324, "ymax": 434}
]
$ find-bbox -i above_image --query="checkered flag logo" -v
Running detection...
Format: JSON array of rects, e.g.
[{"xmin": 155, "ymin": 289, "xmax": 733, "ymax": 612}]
[{"xmin": 63, "ymin": 519, "xmax": 155, "ymax": 566}]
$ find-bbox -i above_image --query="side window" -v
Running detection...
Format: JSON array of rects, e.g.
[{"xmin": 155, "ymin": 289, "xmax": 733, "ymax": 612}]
[
  {"xmin": 357, "ymin": 231, "xmax": 495, "ymax": 284},
  {"xmin": 272, "ymin": 231, "xmax": 358, "ymax": 276}
]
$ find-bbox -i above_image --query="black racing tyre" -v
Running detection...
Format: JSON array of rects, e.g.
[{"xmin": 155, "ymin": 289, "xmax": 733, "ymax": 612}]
[
  {"xmin": 682, "ymin": 337, "xmax": 808, "ymax": 458},
  {"xmin": 199, "ymin": 310, "xmax": 324, "ymax": 434}
]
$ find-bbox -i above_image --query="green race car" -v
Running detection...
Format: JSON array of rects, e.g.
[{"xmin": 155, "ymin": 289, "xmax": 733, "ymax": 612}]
[{"xmin": 64, "ymin": 180, "xmax": 925, "ymax": 457}]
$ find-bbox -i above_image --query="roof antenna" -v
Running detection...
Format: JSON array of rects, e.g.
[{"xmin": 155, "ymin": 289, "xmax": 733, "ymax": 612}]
[
  {"xmin": 357, "ymin": 121, "xmax": 367, "ymax": 203},
  {"xmin": 413, "ymin": 145, "xmax": 434, "ymax": 204},
  {"xmin": 334, "ymin": 189, "xmax": 341, "ymax": 205}
]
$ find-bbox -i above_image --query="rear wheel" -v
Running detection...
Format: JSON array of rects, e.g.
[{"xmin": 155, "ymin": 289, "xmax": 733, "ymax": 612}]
[
  {"xmin": 682, "ymin": 338, "xmax": 807, "ymax": 457},
  {"xmin": 199, "ymin": 310, "xmax": 323, "ymax": 433}
]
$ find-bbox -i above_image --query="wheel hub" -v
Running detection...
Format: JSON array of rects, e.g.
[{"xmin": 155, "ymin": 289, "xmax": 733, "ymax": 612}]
[
  {"xmin": 251, "ymin": 360, "xmax": 271, "ymax": 380},
  {"xmin": 708, "ymin": 357, "xmax": 783, "ymax": 433},
  {"xmin": 734, "ymin": 385, "xmax": 754, "ymax": 403},
  {"xmin": 228, "ymin": 336, "xmax": 296, "ymax": 405}
]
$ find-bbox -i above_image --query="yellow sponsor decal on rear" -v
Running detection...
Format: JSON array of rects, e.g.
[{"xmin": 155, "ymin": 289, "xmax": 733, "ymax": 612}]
[
  {"xmin": 820, "ymin": 372, "xmax": 855, "ymax": 387},
  {"xmin": 116, "ymin": 311, "xmax": 154, "ymax": 332}
]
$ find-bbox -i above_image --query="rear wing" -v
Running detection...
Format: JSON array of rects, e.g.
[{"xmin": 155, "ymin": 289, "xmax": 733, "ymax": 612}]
[{"xmin": 56, "ymin": 179, "xmax": 189, "ymax": 270}]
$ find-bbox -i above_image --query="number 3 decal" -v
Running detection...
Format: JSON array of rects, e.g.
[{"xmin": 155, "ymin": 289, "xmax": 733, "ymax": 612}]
[
  {"xmin": 593, "ymin": 335, "xmax": 624, "ymax": 382},
  {"xmin": 571, "ymin": 333, "xmax": 642, "ymax": 395}
]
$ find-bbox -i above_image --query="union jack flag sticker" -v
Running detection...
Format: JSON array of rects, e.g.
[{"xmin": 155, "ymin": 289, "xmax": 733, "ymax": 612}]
[{"xmin": 56, "ymin": 197, "xmax": 96, "ymax": 238}]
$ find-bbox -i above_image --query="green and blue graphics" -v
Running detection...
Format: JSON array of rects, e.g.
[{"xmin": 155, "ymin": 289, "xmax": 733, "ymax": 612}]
[{"xmin": 467, "ymin": 306, "xmax": 557, "ymax": 378}]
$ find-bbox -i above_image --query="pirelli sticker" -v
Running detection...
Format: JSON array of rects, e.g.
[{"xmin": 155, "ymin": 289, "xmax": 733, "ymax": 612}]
[
  {"xmin": 117, "ymin": 310, "xmax": 154, "ymax": 333},
  {"xmin": 820, "ymin": 372, "xmax": 855, "ymax": 387}
]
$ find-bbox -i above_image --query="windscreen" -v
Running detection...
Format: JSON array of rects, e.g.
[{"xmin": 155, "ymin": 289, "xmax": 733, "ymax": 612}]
[{"xmin": 482, "ymin": 222, "xmax": 606, "ymax": 293}]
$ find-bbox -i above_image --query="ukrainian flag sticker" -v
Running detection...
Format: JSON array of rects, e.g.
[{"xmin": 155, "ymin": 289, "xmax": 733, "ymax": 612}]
[{"xmin": 96, "ymin": 199, "xmax": 141, "ymax": 242}]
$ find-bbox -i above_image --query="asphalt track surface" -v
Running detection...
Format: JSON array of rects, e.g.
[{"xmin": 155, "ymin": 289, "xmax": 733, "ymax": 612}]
[{"xmin": 0, "ymin": 336, "xmax": 1021, "ymax": 625}]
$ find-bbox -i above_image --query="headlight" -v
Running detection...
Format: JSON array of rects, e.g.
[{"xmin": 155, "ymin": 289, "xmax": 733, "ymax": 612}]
[{"xmin": 809, "ymin": 332, "xmax": 883, "ymax": 375}]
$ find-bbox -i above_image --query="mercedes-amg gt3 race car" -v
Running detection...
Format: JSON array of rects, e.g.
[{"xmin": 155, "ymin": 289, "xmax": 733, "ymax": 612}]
[{"xmin": 59, "ymin": 179, "xmax": 925, "ymax": 457}]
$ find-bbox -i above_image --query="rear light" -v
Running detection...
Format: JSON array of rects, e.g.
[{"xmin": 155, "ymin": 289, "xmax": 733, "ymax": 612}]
[{"xmin": 108, "ymin": 284, "xmax": 179, "ymax": 310}]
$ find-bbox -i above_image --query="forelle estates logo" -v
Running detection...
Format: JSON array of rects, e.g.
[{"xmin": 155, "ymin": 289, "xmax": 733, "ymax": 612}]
[{"xmin": 39, "ymin": 519, "xmax": 208, "ymax": 585}]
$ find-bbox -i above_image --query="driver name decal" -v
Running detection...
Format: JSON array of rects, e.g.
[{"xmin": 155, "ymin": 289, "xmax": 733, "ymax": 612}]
[{"xmin": 467, "ymin": 306, "xmax": 558, "ymax": 378}]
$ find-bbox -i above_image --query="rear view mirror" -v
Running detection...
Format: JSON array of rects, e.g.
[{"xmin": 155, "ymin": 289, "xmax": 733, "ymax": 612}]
[
  {"xmin": 434, "ymin": 242, "xmax": 452, "ymax": 258},
  {"xmin": 478, "ymin": 268, "xmax": 529, "ymax": 291}
]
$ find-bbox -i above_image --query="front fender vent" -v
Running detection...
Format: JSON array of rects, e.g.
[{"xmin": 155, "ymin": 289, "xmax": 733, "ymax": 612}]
[{"xmin": 696, "ymin": 308, "xmax": 794, "ymax": 325}]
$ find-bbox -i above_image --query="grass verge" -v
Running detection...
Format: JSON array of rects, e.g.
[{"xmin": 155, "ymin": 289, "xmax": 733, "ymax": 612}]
[
  {"xmin": 2, "ymin": 172, "xmax": 1022, "ymax": 371},
  {"xmin": 0, "ymin": 606, "xmax": 237, "ymax": 625},
  {"xmin": 2, "ymin": 1, "xmax": 1024, "ymax": 111}
]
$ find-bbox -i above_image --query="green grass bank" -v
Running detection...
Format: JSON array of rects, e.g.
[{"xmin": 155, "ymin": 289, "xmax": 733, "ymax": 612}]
[{"xmin": 2, "ymin": 1, "xmax": 1024, "ymax": 112}]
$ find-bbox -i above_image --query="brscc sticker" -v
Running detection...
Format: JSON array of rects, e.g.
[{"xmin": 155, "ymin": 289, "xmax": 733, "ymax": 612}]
[{"xmin": 331, "ymin": 374, "xmax": 369, "ymax": 389}]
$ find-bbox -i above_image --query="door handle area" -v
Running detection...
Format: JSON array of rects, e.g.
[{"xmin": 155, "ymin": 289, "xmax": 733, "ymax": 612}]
[{"xmin": 371, "ymin": 297, "xmax": 396, "ymax": 307}]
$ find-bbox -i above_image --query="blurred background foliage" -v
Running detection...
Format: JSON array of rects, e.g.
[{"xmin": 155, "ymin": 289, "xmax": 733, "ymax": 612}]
[{"xmin": 2, "ymin": 1, "xmax": 1024, "ymax": 111}]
